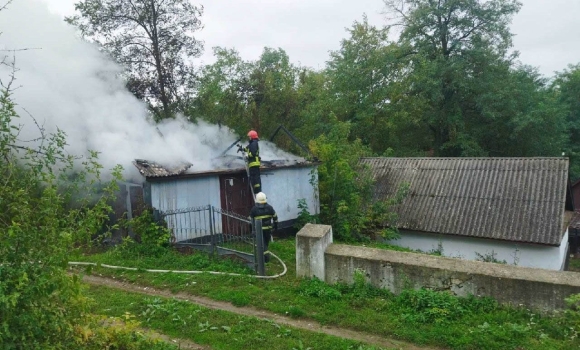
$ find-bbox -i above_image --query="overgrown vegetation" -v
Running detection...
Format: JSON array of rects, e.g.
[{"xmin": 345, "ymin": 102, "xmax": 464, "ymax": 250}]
[
  {"xmin": 0, "ymin": 42, "xmax": 170, "ymax": 349},
  {"xmin": 76, "ymin": 238, "xmax": 580, "ymax": 350},
  {"xmin": 308, "ymin": 121, "xmax": 407, "ymax": 241},
  {"xmin": 72, "ymin": 238, "xmax": 254, "ymax": 275},
  {"xmin": 124, "ymin": 209, "xmax": 172, "ymax": 248}
]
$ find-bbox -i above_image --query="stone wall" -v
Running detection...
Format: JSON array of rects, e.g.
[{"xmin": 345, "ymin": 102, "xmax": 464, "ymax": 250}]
[{"xmin": 296, "ymin": 224, "xmax": 580, "ymax": 311}]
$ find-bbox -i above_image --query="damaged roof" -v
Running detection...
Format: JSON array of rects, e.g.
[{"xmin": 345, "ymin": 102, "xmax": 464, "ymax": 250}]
[
  {"xmin": 133, "ymin": 159, "xmax": 193, "ymax": 178},
  {"xmin": 133, "ymin": 156, "xmax": 318, "ymax": 180},
  {"xmin": 360, "ymin": 157, "xmax": 569, "ymax": 246}
]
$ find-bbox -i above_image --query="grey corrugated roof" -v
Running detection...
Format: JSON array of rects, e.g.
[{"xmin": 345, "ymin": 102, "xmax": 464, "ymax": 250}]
[
  {"xmin": 360, "ymin": 157, "xmax": 569, "ymax": 246},
  {"xmin": 133, "ymin": 159, "xmax": 192, "ymax": 178}
]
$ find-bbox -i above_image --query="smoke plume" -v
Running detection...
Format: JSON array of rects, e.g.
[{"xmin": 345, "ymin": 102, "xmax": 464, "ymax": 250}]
[{"xmin": 0, "ymin": 0, "xmax": 301, "ymax": 181}]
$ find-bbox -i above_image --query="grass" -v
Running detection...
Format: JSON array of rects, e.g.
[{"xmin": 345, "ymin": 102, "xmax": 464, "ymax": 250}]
[
  {"xmin": 71, "ymin": 241, "xmax": 255, "ymax": 274},
  {"xmin": 569, "ymin": 257, "xmax": 580, "ymax": 272},
  {"xmin": 74, "ymin": 238, "xmax": 580, "ymax": 350},
  {"xmin": 87, "ymin": 284, "xmax": 392, "ymax": 350}
]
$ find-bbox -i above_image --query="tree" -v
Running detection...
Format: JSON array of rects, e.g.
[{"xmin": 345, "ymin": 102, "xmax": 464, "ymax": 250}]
[
  {"xmin": 308, "ymin": 120, "xmax": 407, "ymax": 241},
  {"xmin": 554, "ymin": 64, "xmax": 580, "ymax": 180},
  {"xmin": 247, "ymin": 48, "xmax": 301, "ymax": 139},
  {"xmin": 472, "ymin": 64, "xmax": 566, "ymax": 157},
  {"xmin": 191, "ymin": 47, "xmax": 304, "ymax": 149},
  {"xmin": 384, "ymin": 0, "xmax": 523, "ymax": 155},
  {"xmin": 66, "ymin": 0, "xmax": 204, "ymax": 120},
  {"xmin": 192, "ymin": 47, "xmax": 252, "ymax": 130},
  {"xmin": 326, "ymin": 15, "xmax": 398, "ymax": 152}
]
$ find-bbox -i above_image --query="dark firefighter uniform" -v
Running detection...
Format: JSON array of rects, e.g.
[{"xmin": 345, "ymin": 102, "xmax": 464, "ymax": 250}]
[
  {"xmin": 249, "ymin": 201, "xmax": 278, "ymax": 262},
  {"xmin": 244, "ymin": 138, "xmax": 262, "ymax": 193}
]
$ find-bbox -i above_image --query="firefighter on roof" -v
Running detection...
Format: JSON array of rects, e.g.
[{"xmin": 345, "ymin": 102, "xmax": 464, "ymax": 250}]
[
  {"xmin": 239, "ymin": 130, "xmax": 262, "ymax": 193},
  {"xmin": 250, "ymin": 192, "xmax": 278, "ymax": 263}
]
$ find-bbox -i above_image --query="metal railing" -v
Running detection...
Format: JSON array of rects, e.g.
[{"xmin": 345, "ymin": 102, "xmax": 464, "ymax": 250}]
[{"xmin": 156, "ymin": 205, "xmax": 265, "ymax": 274}]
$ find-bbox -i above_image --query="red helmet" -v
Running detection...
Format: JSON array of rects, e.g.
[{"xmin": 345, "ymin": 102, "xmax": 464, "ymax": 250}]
[{"xmin": 247, "ymin": 130, "xmax": 259, "ymax": 139}]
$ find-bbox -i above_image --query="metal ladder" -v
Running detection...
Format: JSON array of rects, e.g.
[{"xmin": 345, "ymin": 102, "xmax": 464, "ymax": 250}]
[{"xmin": 241, "ymin": 151, "xmax": 257, "ymax": 203}]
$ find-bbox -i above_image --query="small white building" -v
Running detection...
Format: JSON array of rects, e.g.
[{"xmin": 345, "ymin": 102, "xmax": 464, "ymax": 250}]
[
  {"xmin": 360, "ymin": 157, "xmax": 574, "ymax": 271},
  {"xmin": 134, "ymin": 157, "xmax": 320, "ymax": 239}
]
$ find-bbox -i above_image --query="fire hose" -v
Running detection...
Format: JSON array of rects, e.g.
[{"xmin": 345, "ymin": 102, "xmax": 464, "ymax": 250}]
[{"xmin": 68, "ymin": 251, "xmax": 287, "ymax": 279}]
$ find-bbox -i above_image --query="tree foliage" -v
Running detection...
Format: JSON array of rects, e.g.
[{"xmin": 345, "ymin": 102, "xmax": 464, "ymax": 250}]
[
  {"xmin": 66, "ymin": 0, "xmax": 204, "ymax": 120},
  {"xmin": 326, "ymin": 15, "xmax": 397, "ymax": 152},
  {"xmin": 308, "ymin": 120, "xmax": 406, "ymax": 241},
  {"xmin": 554, "ymin": 64, "xmax": 580, "ymax": 180},
  {"xmin": 191, "ymin": 46, "xmax": 312, "ymax": 152},
  {"xmin": 385, "ymin": 0, "xmax": 523, "ymax": 155},
  {"xmin": 0, "ymin": 58, "xmax": 123, "ymax": 347}
]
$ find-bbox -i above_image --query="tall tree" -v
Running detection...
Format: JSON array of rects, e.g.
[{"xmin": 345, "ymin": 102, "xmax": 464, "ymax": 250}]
[
  {"xmin": 249, "ymin": 48, "xmax": 300, "ymax": 137},
  {"xmin": 384, "ymin": 0, "xmax": 522, "ymax": 155},
  {"xmin": 327, "ymin": 15, "xmax": 397, "ymax": 152},
  {"xmin": 554, "ymin": 64, "xmax": 580, "ymax": 180},
  {"xmin": 192, "ymin": 47, "xmax": 252, "ymax": 130},
  {"xmin": 192, "ymin": 47, "xmax": 303, "ymax": 149},
  {"xmin": 66, "ymin": 0, "xmax": 203, "ymax": 120}
]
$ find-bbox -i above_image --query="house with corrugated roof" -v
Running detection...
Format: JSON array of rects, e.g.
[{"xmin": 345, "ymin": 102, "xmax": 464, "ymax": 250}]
[
  {"xmin": 133, "ymin": 156, "xmax": 320, "ymax": 238},
  {"xmin": 360, "ymin": 157, "xmax": 574, "ymax": 271}
]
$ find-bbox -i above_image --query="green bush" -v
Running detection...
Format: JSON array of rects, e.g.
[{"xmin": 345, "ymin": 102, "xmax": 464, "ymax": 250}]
[
  {"xmin": 397, "ymin": 288, "xmax": 498, "ymax": 324},
  {"xmin": 308, "ymin": 120, "xmax": 407, "ymax": 241},
  {"xmin": 0, "ymin": 67, "xmax": 120, "ymax": 348},
  {"xmin": 78, "ymin": 314, "xmax": 177, "ymax": 349},
  {"xmin": 294, "ymin": 198, "xmax": 320, "ymax": 230},
  {"xmin": 127, "ymin": 209, "xmax": 171, "ymax": 248},
  {"xmin": 298, "ymin": 277, "xmax": 343, "ymax": 300}
]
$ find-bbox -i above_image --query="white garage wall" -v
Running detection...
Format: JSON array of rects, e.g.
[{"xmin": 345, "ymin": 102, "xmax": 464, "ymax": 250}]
[
  {"xmin": 261, "ymin": 166, "xmax": 319, "ymax": 223},
  {"xmin": 387, "ymin": 230, "xmax": 569, "ymax": 271}
]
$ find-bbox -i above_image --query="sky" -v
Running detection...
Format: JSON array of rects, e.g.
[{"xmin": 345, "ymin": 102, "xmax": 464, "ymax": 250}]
[{"xmin": 40, "ymin": 0, "xmax": 580, "ymax": 77}]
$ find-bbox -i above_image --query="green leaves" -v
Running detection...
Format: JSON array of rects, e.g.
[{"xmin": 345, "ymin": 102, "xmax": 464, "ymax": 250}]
[
  {"xmin": 326, "ymin": 15, "xmax": 397, "ymax": 151},
  {"xmin": 0, "ymin": 78, "xmax": 120, "ymax": 347},
  {"xmin": 554, "ymin": 64, "xmax": 580, "ymax": 180}
]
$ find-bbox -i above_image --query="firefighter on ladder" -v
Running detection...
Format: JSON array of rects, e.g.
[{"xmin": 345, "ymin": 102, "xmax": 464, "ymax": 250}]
[
  {"xmin": 238, "ymin": 130, "xmax": 262, "ymax": 194},
  {"xmin": 250, "ymin": 192, "xmax": 278, "ymax": 263}
]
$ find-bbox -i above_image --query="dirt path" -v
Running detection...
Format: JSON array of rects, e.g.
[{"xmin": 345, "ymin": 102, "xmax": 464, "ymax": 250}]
[{"xmin": 82, "ymin": 275, "xmax": 438, "ymax": 350}]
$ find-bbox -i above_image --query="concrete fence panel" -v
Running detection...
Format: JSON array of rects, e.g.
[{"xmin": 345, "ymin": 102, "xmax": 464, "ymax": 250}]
[
  {"xmin": 296, "ymin": 224, "xmax": 580, "ymax": 311},
  {"xmin": 296, "ymin": 223, "xmax": 333, "ymax": 280}
]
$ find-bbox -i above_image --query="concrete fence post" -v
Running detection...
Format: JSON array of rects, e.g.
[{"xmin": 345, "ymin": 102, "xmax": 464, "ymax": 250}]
[{"xmin": 296, "ymin": 223, "xmax": 333, "ymax": 280}]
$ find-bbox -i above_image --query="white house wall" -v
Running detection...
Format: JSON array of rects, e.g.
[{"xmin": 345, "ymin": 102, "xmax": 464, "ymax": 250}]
[
  {"xmin": 150, "ymin": 177, "xmax": 222, "ymax": 242},
  {"xmin": 387, "ymin": 230, "xmax": 569, "ymax": 271},
  {"xmin": 149, "ymin": 166, "xmax": 319, "ymax": 240},
  {"xmin": 150, "ymin": 177, "xmax": 221, "ymax": 211},
  {"xmin": 260, "ymin": 166, "xmax": 319, "ymax": 223}
]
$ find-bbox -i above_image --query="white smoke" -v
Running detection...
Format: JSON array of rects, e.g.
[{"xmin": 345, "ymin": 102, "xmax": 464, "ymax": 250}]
[{"xmin": 0, "ymin": 0, "xmax": 302, "ymax": 181}]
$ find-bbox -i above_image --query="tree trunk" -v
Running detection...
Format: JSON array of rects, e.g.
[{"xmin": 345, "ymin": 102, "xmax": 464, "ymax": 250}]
[{"xmin": 150, "ymin": 0, "xmax": 171, "ymax": 120}]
